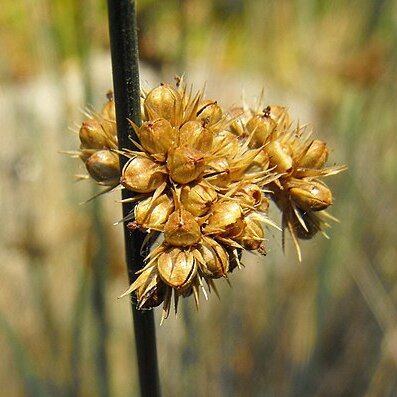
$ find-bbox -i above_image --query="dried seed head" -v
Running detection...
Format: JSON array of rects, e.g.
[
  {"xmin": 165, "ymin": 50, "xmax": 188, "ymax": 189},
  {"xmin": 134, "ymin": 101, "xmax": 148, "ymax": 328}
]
[
  {"xmin": 137, "ymin": 118, "xmax": 175, "ymax": 159},
  {"xmin": 121, "ymin": 155, "xmax": 167, "ymax": 193},
  {"xmin": 144, "ymin": 83, "xmax": 182, "ymax": 126},
  {"xmin": 79, "ymin": 120, "xmax": 111, "ymax": 150},
  {"xmin": 266, "ymin": 140, "xmax": 294, "ymax": 174},
  {"xmin": 297, "ymin": 139, "xmax": 328, "ymax": 169},
  {"xmin": 135, "ymin": 193, "xmax": 174, "ymax": 230},
  {"xmin": 245, "ymin": 114, "xmax": 276, "ymax": 148},
  {"xmin": 164, "ymin": 209, "xmax": 201, "ymax": 247},
  {"xmin": 196, "ymin": 100, "xmax": 223, "ymax": 125},
  {"xmin": 166, "ymin": 146, "xmax": 205, "ymax": 184},
  {"xmin": 85, "ymin": 150, "xmax": 120, "ymax": 185},
  {"xmin": 198, "ymin": 237, "xmax": 229, "ymax": 278},
  {"xmin": 157, "ymin": 247, "xmax": 197, "ymax": 289},
  {"xmin": 180, "ymin": 181, "xmax": 218, "ymax": 217},
  {"xmin": 236, "ymin": 215, "xmax": 264, "ymax": 250},
  {"xmin": 286, "ymin": 178, "xmax": 332, "ymax": 211},
  {"xmin": 203, "ymin": 200, "xmax": 245, "ymax": 238},
  {"xmin": 179, "ymin": 120, "xmax": 213, "ymax": 151}
]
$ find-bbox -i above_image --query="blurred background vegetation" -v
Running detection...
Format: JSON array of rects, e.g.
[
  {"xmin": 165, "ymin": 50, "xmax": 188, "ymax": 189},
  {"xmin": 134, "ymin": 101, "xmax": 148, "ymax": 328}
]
[{"xmin": 1, "ymin": 0, "xmax": 397, "ymax": 396}]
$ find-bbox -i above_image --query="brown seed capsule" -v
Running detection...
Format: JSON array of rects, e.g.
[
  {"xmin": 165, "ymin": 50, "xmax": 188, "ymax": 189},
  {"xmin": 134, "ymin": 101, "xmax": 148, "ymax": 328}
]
[
  {"xmin": 166, "ymin": 146, "xmax": 205, "ymax": 184},
  {"xmin": 266, "ymin": 140, "xmax": 294, "ymax": 174},
  {"xmin": 236, "ymin": 215, "xmax": 264, "ymax": 250},
  {"xmin": 245, "ymin": 114, "xmax": 276, "ymax": 148},
  {"xmin": 100, "ymin": 97, "xmax": 116, "ymax": 121},
  {"xmin": 133, "ymin": 267, "xmax": 165, "ymax": 308},
  {"xmin": 164, "ymin": 209, "xmax": 201, "ymax": 247},
  {"xmin": 180, "ymin": 181, "xmax": 218, "ymax": 217},
  {"xmin": 85, "ymin": 150, "xmax": 120, "ymax": 184},
  {"xmin": 157, "ymin": 248, "xmax": 197, "ymax": 289},
  {"xmin": 135, "ymin": 194, "xmax": 174, "ymax": 230},
  {"xmin": 121, "ymin": 155, "xmax": 167, "ymax": 193},
  {"xmin": 179, "ymin": 120, "xmax": 213, "ymax": 151},
  {"xmin": 233, "ymin": 183, "xmax": 264, "ymax": 209},
  {"xmin": 138, "ymin": 281, "xmax": 166, "ymax": 309},
  {"xmin": 198, "ymin": 237, "xmax": 229, "ymax": 278},
  {"xmin": 196, "ymin": 100, "xmax": 223, "ymax": 126},
  {"xmin": 79, "ymin": 119, "xmax": 110, "ymax": 150},
  {"xmin": 297, "ymin": 140, "xmax": 328, "ymax": 169},
  {"xmin": 144, "ymin": 83, "xmax": 182, "ymax": 126},
  {"xmin": 286, "ymin": 178, "xmax": 332, "ymax": 211},
  {"xmin": 265, "ymin": 105, "xmax": 291, "ymax": 130},
  {"xmin": 203, "ymin": 200, "xmax": 245, "ymax": 238},
  {"xmin": 138, "ymin": 118, "xmax": 175, "ymax": 158},
  {"xmin": 205, "ymin": 157, "xmax": 231, "ymax": 188}
]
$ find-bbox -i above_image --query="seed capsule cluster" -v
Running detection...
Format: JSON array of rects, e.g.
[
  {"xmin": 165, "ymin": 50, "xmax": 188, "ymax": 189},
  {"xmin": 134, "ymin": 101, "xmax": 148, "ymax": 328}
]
[
  {"xmin": 73, "ymin": 81, "xmax": 345, "ymax": 321},
  {"xmin": 78, "ymin": 92, "xmax": 120, "ymax": 187}
]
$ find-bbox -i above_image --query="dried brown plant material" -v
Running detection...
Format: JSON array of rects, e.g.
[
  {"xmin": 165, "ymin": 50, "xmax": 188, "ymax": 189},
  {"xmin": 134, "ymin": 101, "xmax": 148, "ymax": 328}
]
[
  {"xmin": 85, "ymin": 150, "xmax": 120, "ymax": 185},
  {"xmin": 121, "ymin": 155, "xmax": 167, "ymax": 193},
  {"xmin": 136, "ymin": 118, "xmax": 175, "ymax": 160},
  {"xmin": 196, "ymin": 100, "xmax": 223, "ymax": 125},
  {"xmin": 163, "ymin": 209, "xmax": 201, "ymax": 247},
  {"xmin": 144, "ymin": 83, "xmax": 183, "ymax": 125},
  {"xmin": 166, "ymin": 146, "xmax": 205, "ymax": 184},
  {"xmin": 71, "ymin": 79, "xmax": 346, "ymax": 318},
  {"xmin": 180, "ymin": 181, "xmax": 218, "ymax": 217}
]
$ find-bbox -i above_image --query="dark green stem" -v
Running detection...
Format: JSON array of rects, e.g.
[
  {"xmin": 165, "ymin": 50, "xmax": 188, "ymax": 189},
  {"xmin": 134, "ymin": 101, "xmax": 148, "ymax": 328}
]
[{"xmin": 107, "ymin": 1, "xmax": 161, "ymax": 397}]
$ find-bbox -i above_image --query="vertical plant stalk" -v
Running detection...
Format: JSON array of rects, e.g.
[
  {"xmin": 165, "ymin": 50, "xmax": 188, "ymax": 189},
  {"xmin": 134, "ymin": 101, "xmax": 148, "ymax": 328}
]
[{"xmin": 107, "ymin": 1, "xmax": 161, "ymax": 397}]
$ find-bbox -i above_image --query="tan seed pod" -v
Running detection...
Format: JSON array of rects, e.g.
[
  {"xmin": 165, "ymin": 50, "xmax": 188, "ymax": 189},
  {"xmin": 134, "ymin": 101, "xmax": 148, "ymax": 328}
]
[
  {"xmin": 180, "ymin": 181, "xmax": 218, "ymax": 217},
  {"xmin": 198, "ymin": 237, "xmax": 229, "ymax": 278},
  {"xmin": 265, "ymin": 105, "xmax": 291, "ymax": 130},
  {"xmin": 203, "ymin": 200, "xmax": 245, "ymax": 238},
  {"xmin": 296, "ymin": 139, "xmax": 328, "ymax": 169},
  {"xmin": 233, "ymin": 183, "xmax": 264, "ymax": 209},
  {"xmin": 100, "ymin": 95, "xmax": 116, "ymax": 121},
  {"xmin": 137, "ymin": 118, "xmax": 175, "ymax": 159},
  {"xmin": 157, "ymin": 247, "xmax": 197, "ymax": 289},
  {"xmin": 205, "ymin": 157, "xmax": 231, "ymax": 188},
  {"xmin": 236, "ymin": 215, "xmax": 264, "ymax": 250},
  {"xmin": 179, "ymin": 120, "xmax": 213, "ymax": 151},
  {"xmin": 245, "ymin": 114, "xmax": 276, "ymax": 148},
  {"xmin": 164, "ymin": 209, "xmax": 202, "ymax": 247},
  {"xmin": 166, "ymin": 146, "xmax": 205, "ymax": 184},
  {"xmin": 138, "ymin": 282, "xmax": 166, "ymax": 309},
  {"xmin": 85, "ymin": 150, "xmax": 120, "ymax": 185},
  {"xmin": 144, "ymin": 83, "xmax": 182, "ymax": 126},
  {"xmin": 286, "ymin": 178, "xmax": 332, "ymax": 211},
  {"xmin": 196, "ymin": 100, "xmax": 223, "ymax": 126},
  {"xmin": 121, "ymin": 155, "xmax": 167, "ymax": 193},
  {"xmin": 79, "ymin": 119, "xmax": 110, "ymax": 150},
  {"xmin": 266, "ymin": 140, "xmax": 294, "ymax": 174},
  {"xmin": 135, "ymin": 193, "xmax": 174, "ymax": 230}
]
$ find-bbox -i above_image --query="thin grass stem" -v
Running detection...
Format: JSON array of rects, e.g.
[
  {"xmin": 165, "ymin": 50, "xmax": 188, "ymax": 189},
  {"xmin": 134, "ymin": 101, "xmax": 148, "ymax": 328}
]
[{"xmin": 107, "ymin": 1, "xmax": 161, "ymax": 397}]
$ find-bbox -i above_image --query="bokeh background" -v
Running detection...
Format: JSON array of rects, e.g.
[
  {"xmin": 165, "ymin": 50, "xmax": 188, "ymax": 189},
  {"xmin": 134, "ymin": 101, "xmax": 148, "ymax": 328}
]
[{"xmin": 1, "ymin": 0, "xmax": 397, "ymax": 396}]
